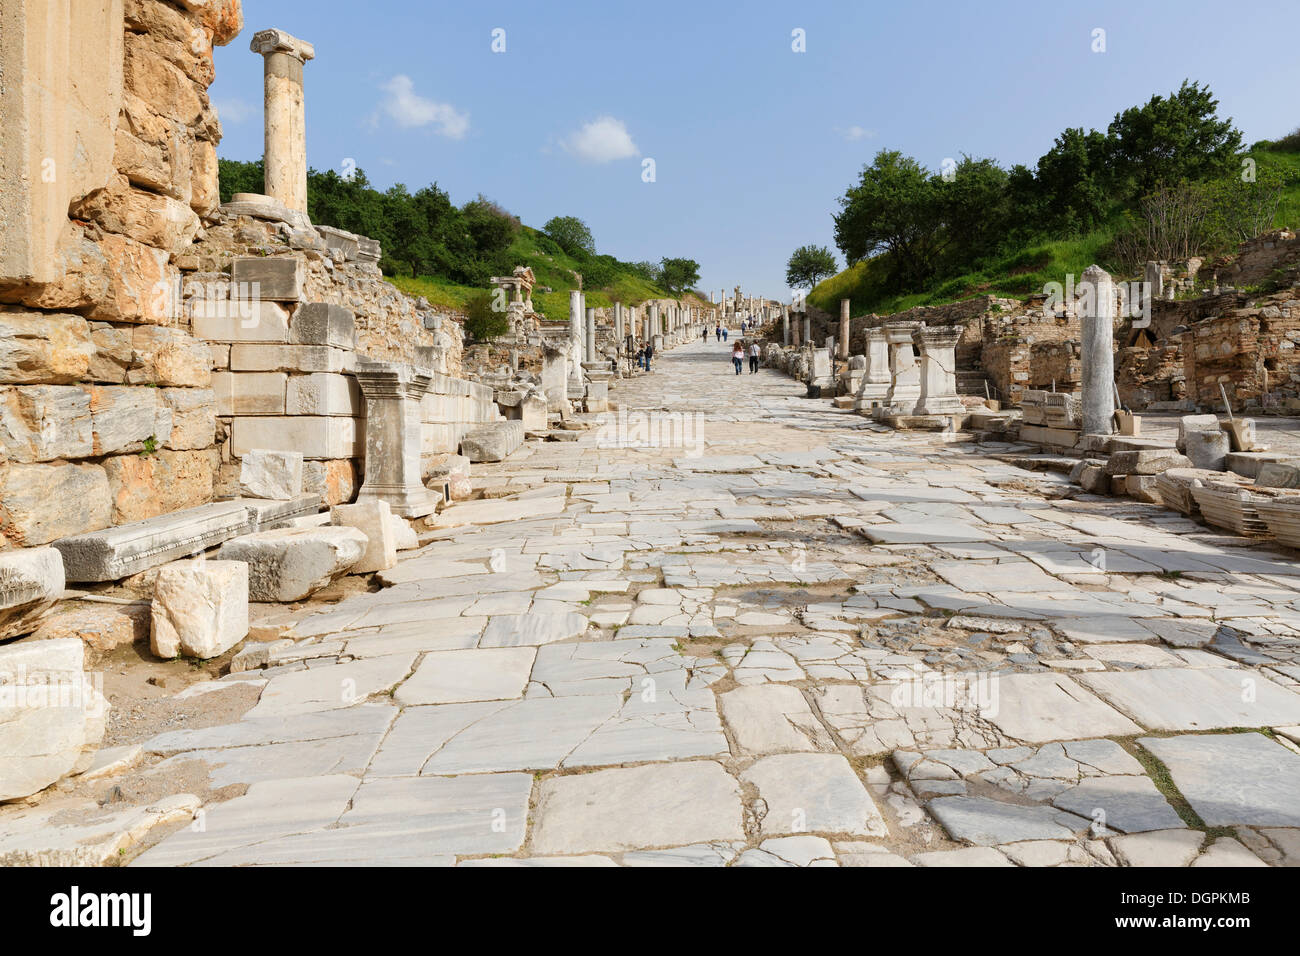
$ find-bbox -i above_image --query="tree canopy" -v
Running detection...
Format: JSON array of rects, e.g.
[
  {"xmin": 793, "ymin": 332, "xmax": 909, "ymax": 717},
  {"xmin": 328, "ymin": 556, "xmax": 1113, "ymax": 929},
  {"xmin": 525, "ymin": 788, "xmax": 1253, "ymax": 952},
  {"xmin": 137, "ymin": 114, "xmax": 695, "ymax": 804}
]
[{"xmin": 785, "ymin": 245, "xmax": 838, "ymax": 289}]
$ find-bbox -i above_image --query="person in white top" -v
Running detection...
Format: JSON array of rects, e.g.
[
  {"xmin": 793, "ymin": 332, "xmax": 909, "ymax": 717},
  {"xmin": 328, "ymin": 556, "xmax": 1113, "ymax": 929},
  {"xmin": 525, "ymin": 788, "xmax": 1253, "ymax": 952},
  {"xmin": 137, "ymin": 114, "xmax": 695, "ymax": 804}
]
[{"xmin": 748, "ymin": 341, "xmax": 761, "ymax": 374}]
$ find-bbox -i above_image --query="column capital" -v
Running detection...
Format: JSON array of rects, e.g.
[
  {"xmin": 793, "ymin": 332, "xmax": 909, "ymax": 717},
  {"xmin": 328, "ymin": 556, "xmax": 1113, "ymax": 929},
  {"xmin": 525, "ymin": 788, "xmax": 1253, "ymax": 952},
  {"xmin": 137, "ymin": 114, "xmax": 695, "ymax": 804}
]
[{"xmin": 250, "ymin": 28, "xmax": 315, "ymax": 62}]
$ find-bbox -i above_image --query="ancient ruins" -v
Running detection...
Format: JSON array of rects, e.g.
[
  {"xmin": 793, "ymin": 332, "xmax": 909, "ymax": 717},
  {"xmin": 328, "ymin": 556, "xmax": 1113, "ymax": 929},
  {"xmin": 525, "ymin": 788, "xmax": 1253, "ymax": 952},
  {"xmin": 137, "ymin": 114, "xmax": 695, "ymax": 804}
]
[{"xmin": 0, "ymin": 0, "xmax": 1298, "ymax": 876}]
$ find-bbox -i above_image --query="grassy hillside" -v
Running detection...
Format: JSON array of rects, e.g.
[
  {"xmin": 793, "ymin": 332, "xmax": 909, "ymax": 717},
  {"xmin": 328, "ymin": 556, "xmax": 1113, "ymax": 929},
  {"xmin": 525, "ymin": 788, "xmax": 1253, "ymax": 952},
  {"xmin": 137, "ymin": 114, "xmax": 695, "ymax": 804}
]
[
  {"xmin": 390, "ymin": 226, "xmax": 676, "ymax": 322},
  {"xmin": 811, "ymin": 145, "xmax": 1300, "ymax": 317}
]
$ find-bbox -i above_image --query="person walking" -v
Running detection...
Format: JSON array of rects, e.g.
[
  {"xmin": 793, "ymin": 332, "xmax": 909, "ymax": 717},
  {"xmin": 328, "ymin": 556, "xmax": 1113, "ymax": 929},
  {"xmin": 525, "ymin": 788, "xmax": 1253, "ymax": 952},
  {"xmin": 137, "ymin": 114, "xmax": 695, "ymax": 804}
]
[
  {"xmin": 644, "ymin": 340, "xmax": 654, "ymax": 371},
  {"xmin": 748, "ymin": 341, "xmax": 761, "ymax": 374},
  {"xmin": 722, "ymin": 326, "xmax": 728, "ymax": 342},
  {"xmin": 714, "ymin": 324, "xmax": 721, "ymax": 342},
  {"xmin": 731, "ymin": 342, "xmax": 744, "ymax": 376},
  {"xmin": 701, "ymin": 326, "xmax": 709, "ymax": 343}
]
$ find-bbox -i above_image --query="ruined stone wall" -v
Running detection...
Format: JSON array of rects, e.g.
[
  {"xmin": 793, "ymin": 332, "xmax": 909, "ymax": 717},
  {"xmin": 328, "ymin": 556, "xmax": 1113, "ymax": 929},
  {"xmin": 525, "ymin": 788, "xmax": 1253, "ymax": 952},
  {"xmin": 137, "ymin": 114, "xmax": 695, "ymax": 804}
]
[{"xmin": 0, "ymin": 0, "xmax": 244, "ymax": 548}]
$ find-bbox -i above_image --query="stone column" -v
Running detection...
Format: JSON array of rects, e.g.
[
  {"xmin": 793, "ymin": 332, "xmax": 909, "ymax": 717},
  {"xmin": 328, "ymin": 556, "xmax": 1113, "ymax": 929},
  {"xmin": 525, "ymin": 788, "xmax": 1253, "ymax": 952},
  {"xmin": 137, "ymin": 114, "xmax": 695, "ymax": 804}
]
[
  {"xmin": 791, "ymin": 314, "xmax": 801, "ymax": 347},
  {"xmin": 782, "ymin": 306, "xmax": 790, "ymax": 346},
  {"xmin": 353, "ymin": 361, "xmax": 438, "ymax": 517},
  {"xmin": 1081, "ymin": 264, "xmax": 1116, "ymax": 435},
  {"xmin": 250, "ymin": 29, "xmax": 315, "ymax": 214},
  {"xmin": 802, "ymin": 314, "xmax": 812, "ymax": 347},
  {"xmin": 839, "ymin": 299, "xmax": 851, "ymax": 359},
  {"xmin": 584, "ymin": 307, "xmax": 596, "ymax": 364},
  {"xmin": 568, "ymin": 289, "xmax": 583, "ymax": 359},
  {"xmin": 912, "ymin": 326, "xmax": 964, "ymax": 415},
  {"xmin": 614, "ymin": 302, "xmax": 623, "ymax": 345},
  {"xmin": 855, "ymin": 329, "xmax": 891, "ymax": 411},
  {"xmin": 882, "ymin": 321, "xmax": 923, "ymax": 414}
]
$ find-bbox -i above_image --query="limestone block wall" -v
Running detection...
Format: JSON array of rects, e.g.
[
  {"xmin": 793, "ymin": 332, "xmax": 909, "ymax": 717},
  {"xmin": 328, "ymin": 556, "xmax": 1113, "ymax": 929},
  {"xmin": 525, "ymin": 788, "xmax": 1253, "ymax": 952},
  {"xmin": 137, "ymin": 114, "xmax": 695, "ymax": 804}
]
[
  {"xmin": 421, "ymin": 374, "xmax": 504, "ymax": 461},
  {"xmin": 0, "ymin": 0, "xmax": 243, "ymax": 549}
]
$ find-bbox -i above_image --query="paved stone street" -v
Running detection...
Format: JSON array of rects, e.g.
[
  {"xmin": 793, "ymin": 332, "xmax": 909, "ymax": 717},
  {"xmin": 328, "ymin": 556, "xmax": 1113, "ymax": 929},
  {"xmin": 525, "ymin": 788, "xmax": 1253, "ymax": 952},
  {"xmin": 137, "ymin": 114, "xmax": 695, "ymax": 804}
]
[{"xmin": 13, "ymin": 335, "xmax": 1300, "ymax": 867}]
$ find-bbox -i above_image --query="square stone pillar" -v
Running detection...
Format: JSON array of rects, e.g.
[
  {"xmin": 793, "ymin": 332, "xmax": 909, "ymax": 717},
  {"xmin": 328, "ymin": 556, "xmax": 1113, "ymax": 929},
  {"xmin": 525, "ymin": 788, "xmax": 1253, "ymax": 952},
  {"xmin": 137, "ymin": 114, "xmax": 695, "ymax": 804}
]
[
  {"xmin": 839, "ymin": 299, "xmax": 851, "ymax": 359},
  {"xmin": 882, "ymin": 321, "xmax": 923, "ymax": 414},
  {"xmin": 250, "ymin": 29, "xmax": 315, "ymax": 214},
  {"xmin": 1082, "ymin": 264, "xmax": 1116, "ymax": 435},
  {"xmin": 855, "ymin": 328, "xmax": 891, "ymax": 410},
  {"xmin": 353, "ymin": 361, "xmax": 439, "ymax": 517},
  {"xmin": 912, "ymin": 325, "xmax": 965, "ymax": 415}
]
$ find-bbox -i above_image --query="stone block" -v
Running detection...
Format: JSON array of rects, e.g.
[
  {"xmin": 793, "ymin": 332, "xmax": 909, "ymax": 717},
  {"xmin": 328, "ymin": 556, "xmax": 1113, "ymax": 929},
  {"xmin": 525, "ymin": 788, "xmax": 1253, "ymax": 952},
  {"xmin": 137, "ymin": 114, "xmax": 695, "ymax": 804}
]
[
  {"xmin": 0, "ymin": 462, "xmax": 111, "ymax": 548},
  {"xmin": 230, "ymin": 257, "xmax": 304, "ymax": 302},
  {"xmin": 290, "ymin": 303, "xmax": 356, "ymax": 349},
  {"xmin": 31, "ymin": 602, "xmax": 150, "ymax": 654},
  {"xmin": 303, "ymin": 459, "xmax": 359, "ymax": 506},
  {"xmin": 1078, "ymin": 463, "xmax": 1110, "ymax": 494},
  {"xmin": 233, "ymin": 494, "xmax": 324, "ymax": 532},
  {"xmin": 150, "ymin": 560, "xmax": 250, "ymax": 659},
  {"xmin": 52, "ymin": 500, "xmax": 251, "ymax": 582},
  {"xmin": 230, "ymin": 344, "xmax": 354, "ymax": 374},
  {"xmin": 1183, "ymin": 429, "xmax": 1230, "ymax": 471},
  {"xmin": 0, "ymin": 385, "xmax": 94, "ymax": 462},
  {"xmin": 389, "ymin": 513, "xmax": 418, "ymax": 550},
  {"xmin": 0, "ymin": 311, "xmax": 95, "ymax": 384},
  {"xmin": 1175, "ymin": 414, "xmax": 1219, "ymax": 452},
  {"xmin": 158, "ymin": 387, "xmax": 215, "ymax": 450},
  {"xmin": 0, "ymin": 547, "xmax": 65, "ymax": 640},
  {"xmin": 230, "ymin": 416, "xmax": 363, "ymax": 459},
  {"xmin": 1105, "ymin": 448, "xmax": 1193, "ymax": 476},
  {"xmin": 1125, "ymin": 474, "xmax": 1162, "ymax": 504},
  {"xmin": 190, "ymin": 298, "xmax": 291, "ymax": 343},
  {"xmin": 82, "ymin": 384, "xmax": 160, "ymax": 455},
  {"xmin": 285, "ymin": 372, "xmax": 361, "ymax": 416},
  {"xmin": 1220, "ymin": 418, "xmax": 1255, "ymax": 452},
  {"xmin": 0, "ymin": 639, "xmax": 106, "ymax": 801},
  {"xmin": 101, "ymin": 448, "xmax": 217, "ymax": 525},
  {"xmin": 216, "ymin": 526, "xmax": 368, "ymax": 601},
  {"xmin": 1257, "ymin": 462, "xmax": 1300, "ymax": 489},
  {"xmin": 89, "ymin": 324, "xmax": 133, "ymax": 384},
  {"xmin": 331, "ymin": 500, "xmax": 397, "ymax": 573},
  {"xmin": 211, "ymin": 371, "xmax": 286, "ymax": 415},
  {"xmin": 129, "ymin": 326, "xmax": 211, "ymax": 387},
  {"xmin": 459, "ymin": 421, "xmax": 525, "ymax": 463},
  {"xmin": 239, "ymin": 448, "xmax": 304, "ymax": 500}
]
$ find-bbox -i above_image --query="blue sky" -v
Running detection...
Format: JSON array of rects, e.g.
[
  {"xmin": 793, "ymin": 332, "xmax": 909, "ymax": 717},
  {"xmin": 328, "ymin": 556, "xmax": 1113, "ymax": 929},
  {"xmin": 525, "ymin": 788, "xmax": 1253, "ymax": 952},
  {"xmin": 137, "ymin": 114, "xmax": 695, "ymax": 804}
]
[{"xmin": 212, "ymin": 0, "xmax": 1300, "ymax": 300}]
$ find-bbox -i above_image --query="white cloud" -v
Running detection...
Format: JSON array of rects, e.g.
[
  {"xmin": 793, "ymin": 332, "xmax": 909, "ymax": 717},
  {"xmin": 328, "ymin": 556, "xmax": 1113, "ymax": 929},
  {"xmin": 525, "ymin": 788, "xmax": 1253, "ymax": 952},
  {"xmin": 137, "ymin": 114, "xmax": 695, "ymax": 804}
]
[
  {"xmin": 213, "ymin": 97, "xmax": 255, "ymax": 125},
  {"xmin": 378, "ymin": 75, "xmax": 469, "ymax": 139},
  {"xmin": 561, "ymin": 116, "xmax": 640, "ymax": 163},
  {"xmin": 839, "ymin": 125, "xmax": 876, "ymax": 142}
]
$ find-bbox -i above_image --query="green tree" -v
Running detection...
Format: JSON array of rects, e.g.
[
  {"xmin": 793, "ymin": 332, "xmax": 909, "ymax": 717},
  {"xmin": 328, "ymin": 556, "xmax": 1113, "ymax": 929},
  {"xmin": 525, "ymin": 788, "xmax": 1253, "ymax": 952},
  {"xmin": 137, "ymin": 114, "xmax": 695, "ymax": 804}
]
[
  {"xmin": 217, "ymin": 157, "xmax": 263, "ymax": 203},
  {"xmin": 658, "ymin": 257, "xmax": 700, "ymax": 296},
  {"xmin": 462, "ymin": 194, "xmax": 520, "ymax": 255},
  {"xmin": 1031, "ymin": 127, "xmax": 1111, "ymax": 235},
  {"xmin": 462, "ymin": 290, "xmax": 510, "ymax": 342},
  {"xmin": 1106, "ymin": 80, "xmax": 1243, "ymax": 197},
  {"xmin": 833, "ymin": 150, "xmax": 950, "ymax": 288},
  {"xmin": 785, "ymin": 244, "xmax": 838, "ymax": 289},
  {"xmin": 543, "ymin": 215, "xmax": 596, "ymax": 256}
]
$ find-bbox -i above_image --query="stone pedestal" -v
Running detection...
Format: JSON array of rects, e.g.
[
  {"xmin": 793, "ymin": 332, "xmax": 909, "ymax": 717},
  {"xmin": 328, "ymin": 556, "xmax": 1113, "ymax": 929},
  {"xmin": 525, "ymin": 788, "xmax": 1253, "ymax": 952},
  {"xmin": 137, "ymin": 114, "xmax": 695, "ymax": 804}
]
[
  {"xmin": 912, "ymin": 325, "xmax": 964, "ymax": 415},
  {"xmin": 1081, "ymin": 264, "xmax": 1116, "ymax": 435},
  {"xmin": 250, "ymin": 29, "xmax": 315, "ymax": 214},
  {"xmin": 879, "ymin": 322, "xmax": 923, "ymax": 416},
  {"xmin": 353, "ymin": 361, "xmax": 439, "ymax": 517},
  {"xmin": 541, "ymin": 345, "xmax": 568, "ymax": 412},
  {"xmin": 855, "ymin": 329, "xmax": 891, "ymax": 411}
]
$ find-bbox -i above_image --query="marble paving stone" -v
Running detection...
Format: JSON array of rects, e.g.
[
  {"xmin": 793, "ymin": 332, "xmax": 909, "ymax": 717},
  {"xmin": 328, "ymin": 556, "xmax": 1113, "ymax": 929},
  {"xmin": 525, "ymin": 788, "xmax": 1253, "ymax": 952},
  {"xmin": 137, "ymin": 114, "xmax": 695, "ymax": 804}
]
[
  {"xmin": 479, "ymin": 611, "xmax": 589, "ymax": 647},
  {"xmin": 1052, "ymin": 775, "xmax": 1185, "ymax": 833},
  {"xmin": 1079, "ymin": 668, "xmax": 1300, "ymax": 731},
  {"xmin": 719, "ymin": 684, "xmax": 835, "ymax": 754},
  {"xmin": 1109, "ymin": 829, "xmax": 1205, "ymax": 867},
  {"xmin": 734, "ymin": 836, "xmax": 838, "ymax": 867},
  {"xmin": 982, "ymin": 674, "xmax": 1143, "ymax": 743},
  {"xmin": 927, "ymin": 796, "xmax": 1087, "ymax": 846},
  {"xmin": 1139, "ymin": 733, "xmax": 1300, "ymax": 827},
  {"xmin": 395, "ymin": 647, "xmax": 536, "ymax": 705},
  {"xmin": 530, "ymin": 762, "xmax": 745, "ymax": 855},
  {"xmin": 243, "ymin": 654, "xmax": 415, "ymax": 720},
  {"xmin": 741, "ymin": 753, "xmax": 887, "ymax": 837}
]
